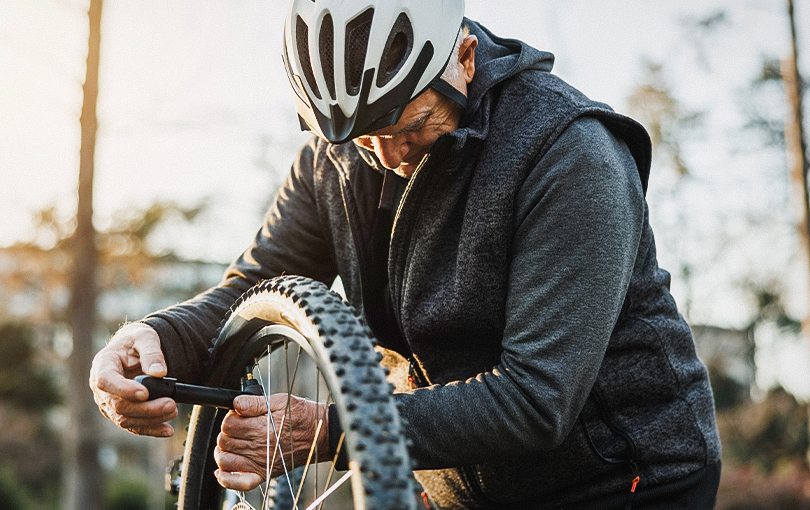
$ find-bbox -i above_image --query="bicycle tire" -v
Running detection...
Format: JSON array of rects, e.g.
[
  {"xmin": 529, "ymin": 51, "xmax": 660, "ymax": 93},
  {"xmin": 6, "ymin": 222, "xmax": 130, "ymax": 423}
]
[{"xmin": 177, "ymin": 275, "xmax": 416, "ymax": 510}]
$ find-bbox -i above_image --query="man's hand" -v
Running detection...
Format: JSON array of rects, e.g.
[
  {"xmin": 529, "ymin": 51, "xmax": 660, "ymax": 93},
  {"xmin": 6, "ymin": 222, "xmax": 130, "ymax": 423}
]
[
  {"xmin": 214, "ymin": 394, "xmax": 330, "ymax": 492},
  {"xmin": 89, "ymin": 322, "xmax": 177, "ymax": 437}
]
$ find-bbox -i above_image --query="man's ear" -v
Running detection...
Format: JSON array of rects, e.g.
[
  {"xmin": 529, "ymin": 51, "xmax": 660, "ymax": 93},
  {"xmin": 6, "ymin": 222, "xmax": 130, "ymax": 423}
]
[{"xmin": 459, "ymin": 35, "xmax": 478, "ymax": 84}]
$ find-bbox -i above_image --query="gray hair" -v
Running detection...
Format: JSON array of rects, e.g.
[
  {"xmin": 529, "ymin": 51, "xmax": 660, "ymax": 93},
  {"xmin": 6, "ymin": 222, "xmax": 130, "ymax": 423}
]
[{"xmin": 439, "ymin": 24, "xmax": 470, "ymax": 84}]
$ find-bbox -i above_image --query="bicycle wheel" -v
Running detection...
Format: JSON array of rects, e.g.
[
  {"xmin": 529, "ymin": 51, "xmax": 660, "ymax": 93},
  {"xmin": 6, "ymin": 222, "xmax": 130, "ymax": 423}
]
[{"xmin": 177, "ymin": 275, "xmax": 416, "ymax": 510}]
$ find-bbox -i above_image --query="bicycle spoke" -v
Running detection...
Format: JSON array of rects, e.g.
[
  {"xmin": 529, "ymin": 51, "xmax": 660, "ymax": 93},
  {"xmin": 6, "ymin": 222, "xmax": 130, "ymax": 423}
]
[
  {"xmin": 292, "ymin": 419, "xmax": 324, "ymax": 509},
  {"xmin": 315, "ymin": 366, "xmax": 320, "ymax": 503},
  {"xmin": 317, "ymin": 432, "xmax": 346, "ymax": 510},
  {"xmin": 284, "ymin": 342, "xmax": 299, "ymax": 476},
  {"xmin": 306, "ymin": 471, "xmax": 354, "ymax": 510},
  {"xmin": 255, "ymin": 353, "xmax": 295, "ymax": 507},
  {"xmin": 255, "ymin": 350, "xmax": 271, "ymax": 506}
]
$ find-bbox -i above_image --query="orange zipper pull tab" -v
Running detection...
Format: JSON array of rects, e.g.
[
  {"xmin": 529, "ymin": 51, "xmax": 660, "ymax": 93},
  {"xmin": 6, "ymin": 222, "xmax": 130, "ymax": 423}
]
[{"xmin": 630, "ymin": 475, "xmax": 640, "ymax": 493}]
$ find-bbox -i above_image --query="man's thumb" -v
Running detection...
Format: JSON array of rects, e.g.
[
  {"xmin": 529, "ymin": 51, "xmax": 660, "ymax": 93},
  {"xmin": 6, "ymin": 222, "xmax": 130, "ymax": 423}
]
[
  {"xmin": 132, "ymin": 328, "xmax": 166, "ymax": 377},
  {"xmin": 233, "ymin": 395, "xmax": 268, "ymax": 417}
]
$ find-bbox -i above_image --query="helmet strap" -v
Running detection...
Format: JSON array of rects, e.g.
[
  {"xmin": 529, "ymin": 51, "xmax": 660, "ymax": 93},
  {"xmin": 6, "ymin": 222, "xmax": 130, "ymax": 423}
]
[{"xmin": 430, "ymin": 78, "xmax": 468, "ymax": 110}]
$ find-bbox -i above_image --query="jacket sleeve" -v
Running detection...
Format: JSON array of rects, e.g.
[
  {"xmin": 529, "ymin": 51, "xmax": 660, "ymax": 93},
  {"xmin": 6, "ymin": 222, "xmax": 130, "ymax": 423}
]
[
  {"xmin": 394, "ymin": 117, "xmax": 646, "ymax": 469},
  {"xmin": 143, "ymin": 138, "xmax": 339, "ymax": 384}
]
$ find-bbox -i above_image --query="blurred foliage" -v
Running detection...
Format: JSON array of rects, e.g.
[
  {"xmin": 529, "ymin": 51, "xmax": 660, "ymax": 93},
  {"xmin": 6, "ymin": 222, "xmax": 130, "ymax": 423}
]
[
  {"xmin": 745, "ymin": 280, "xmax": 803, "ymax": 333},
  {"xmin": 0, "ymin": 323, "xmax": 61, "ymax": 411},
  {"xmin": 105, "ymin": 475, "xmax": 150, "ymax": 510},
  {"xmin": 708, "ymin": 362, "xmax": 751, "ymax": 411},
  {"xmin": 627, "ymin": 60, "xmax": 703, "ymax": 178},
  {"xmin": 716, "ymin": 387, "xmax": 810, "ymax": 508},
  {"xmin": 679, "ymin": 10, "xmax": 730, "ymax": 72},
  {"xmin": 718, "ymin": 387, "xmax": 809, "ymax": 472},
  {"xmin": 717, "ymin": 462, "xmax": 810, "ymax": 509},
  {"xmin": 28, "ymin": 201, "xmax": 206, "ymax": 259},
  {"xmin": 0, "ymin": 323, "xmax": 63, "ymax": 510},
  {"xmin": 740, "ymin": 56, "xmax": 787, "ymax": 149},
  {"xmin": 0, "ymin": 466, "xmax": 34, "ymax": 510},
  {"xmin": 31, "ymin": 206, "xmax": 76, "ymax": 251},
  {"xmin": 100, "ymin": 202, "xmax": 204, "ymax": 258}
]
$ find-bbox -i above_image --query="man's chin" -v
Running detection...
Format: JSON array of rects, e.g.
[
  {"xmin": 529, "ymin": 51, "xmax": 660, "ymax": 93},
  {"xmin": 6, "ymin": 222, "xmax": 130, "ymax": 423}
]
[
  {"xmin": 395, "ymin": 162, "xmax": 421, "ymax": 179},
  {"xmin": 393, "ymin": 167, "xmax": 413, "ymax": 179}
]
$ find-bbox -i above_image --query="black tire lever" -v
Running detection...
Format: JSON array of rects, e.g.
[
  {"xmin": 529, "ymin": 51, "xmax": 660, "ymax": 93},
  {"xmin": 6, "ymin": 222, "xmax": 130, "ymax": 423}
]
[{"xmin": 135, "ymin": 375, "xmax": 264, "ymax": 409}]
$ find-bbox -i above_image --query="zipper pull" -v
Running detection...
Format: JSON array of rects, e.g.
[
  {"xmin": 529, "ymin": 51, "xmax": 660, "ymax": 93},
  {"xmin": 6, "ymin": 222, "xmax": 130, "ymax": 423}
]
[
  {"xmin": 624, "ymin": 462, "xmax": 640, "ymax": 510},
  {"xmin": 421, "ymin": 491, "xmax": 432, "ymax": 509}
]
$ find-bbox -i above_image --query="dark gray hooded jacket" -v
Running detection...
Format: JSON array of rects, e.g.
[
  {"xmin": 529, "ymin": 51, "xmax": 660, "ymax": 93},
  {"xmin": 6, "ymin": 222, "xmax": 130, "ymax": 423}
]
[{"xmin": 145, "ymin": 19, "xmax": 721, "ymax": 509}]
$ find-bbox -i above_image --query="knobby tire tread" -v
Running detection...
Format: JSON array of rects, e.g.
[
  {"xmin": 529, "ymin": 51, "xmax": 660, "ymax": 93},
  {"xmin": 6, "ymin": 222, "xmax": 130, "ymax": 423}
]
[{"xmin": 178, "ymin": 275, "xmax": 415, "ymax": 510}]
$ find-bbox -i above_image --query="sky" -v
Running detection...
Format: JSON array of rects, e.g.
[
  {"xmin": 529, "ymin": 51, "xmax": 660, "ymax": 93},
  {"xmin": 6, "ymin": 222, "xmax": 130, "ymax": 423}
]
[{"xmin": 1, "ymin": 0, "xmax": 809, "ymax": 395}]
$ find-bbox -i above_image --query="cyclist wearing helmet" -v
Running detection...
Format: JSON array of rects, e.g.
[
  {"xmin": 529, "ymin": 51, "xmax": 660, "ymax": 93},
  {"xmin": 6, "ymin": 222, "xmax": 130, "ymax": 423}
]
[{"xmin": 90, "ymin": 0, "xmax": 721, "ymax": 508}]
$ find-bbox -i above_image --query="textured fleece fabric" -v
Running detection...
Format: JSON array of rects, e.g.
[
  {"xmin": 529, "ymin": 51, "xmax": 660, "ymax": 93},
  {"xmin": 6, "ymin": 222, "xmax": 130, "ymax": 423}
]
[{"xmin": 143, "ymin": 19, "xmax": 720, "ymax": 509}]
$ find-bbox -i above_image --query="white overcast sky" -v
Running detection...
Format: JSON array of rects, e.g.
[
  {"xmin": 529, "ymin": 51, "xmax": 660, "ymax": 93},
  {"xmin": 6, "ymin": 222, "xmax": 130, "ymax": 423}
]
[{"xmin": 1, "ymin": 0, "xmax": 809, "ymax": 394}]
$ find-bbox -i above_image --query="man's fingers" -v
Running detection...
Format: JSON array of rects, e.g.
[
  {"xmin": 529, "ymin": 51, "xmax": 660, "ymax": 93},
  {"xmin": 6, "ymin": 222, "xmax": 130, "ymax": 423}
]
[
  {"xmin": 217, "ymin": 432, "xmax": 268, "ymax": 458},
  {"xmin": 214, "ymin": 469, "xmax": 263, "ymax": 492},
  {"xmin": 92, "ymin": 323, "xmax": 165, "ymax": 401},
  {"xmin": 89, "ymin": 322, "xmax": 178, "ymax": 438},
  {"xmin": 214, "ymin": 446, "xmax": 264, "ymax": 475},
  {"xmin": 267, "ymin": 393, "xmax": 293, "ymax": 412},
  {"xmin": 109, "ymin": 396, "xmax": 176, "ymax": 420},
  {"xmin": 131, "ymin": 329, "xmax": 167, "ymax": 377},
  {"xmin": 95, "ymin": 367, "xmax": 150, "ymax": 401},
  {"xmin": 123, "ymin": 422, "xmax": 175, "ymax": 438},
  {"xmin": 221, "ymin": 410, "xmax": 268, "ymax": 441},
  {"xmin": 106, "ymin": 322, "xmax": 166, "ymax": 377},
  {"xmin": 233, "ymin": 395, "xmax": 269, "ymax": 417}
]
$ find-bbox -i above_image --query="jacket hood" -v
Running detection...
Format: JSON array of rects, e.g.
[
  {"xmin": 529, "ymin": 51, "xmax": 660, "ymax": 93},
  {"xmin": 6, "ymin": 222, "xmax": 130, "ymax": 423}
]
[{"xmin": 464, "ymin": 18, "xmax": 555, "ymax": 119}]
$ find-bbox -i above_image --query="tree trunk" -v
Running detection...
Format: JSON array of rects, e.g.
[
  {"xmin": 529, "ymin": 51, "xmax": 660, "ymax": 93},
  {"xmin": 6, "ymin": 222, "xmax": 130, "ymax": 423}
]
[
  {"xmin": 783, "ymin": 0, "xmax": 810, "ymax": 319},
  {"xmin": 62, "ymin": 0, "xmax": 104, "ymax": 508},
  {"xmin": 781, "ymin": 0, "xmax": 810, "ymax": 469}
]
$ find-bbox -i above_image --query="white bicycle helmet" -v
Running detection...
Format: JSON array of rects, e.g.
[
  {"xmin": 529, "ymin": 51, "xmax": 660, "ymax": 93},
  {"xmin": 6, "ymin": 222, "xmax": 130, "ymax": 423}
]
[{"xmin": 283, "ymin": 0, "xmax": 466, "ymax": 144}]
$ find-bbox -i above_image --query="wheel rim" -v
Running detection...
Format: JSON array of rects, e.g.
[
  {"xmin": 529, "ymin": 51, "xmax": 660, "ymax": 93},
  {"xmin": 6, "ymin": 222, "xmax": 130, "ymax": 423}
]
[
  {"xmin": 226, "ymin": 324, "xmax": 355, "ymax": 510},
  {"xmin": 177, "ymin": 276, "xmax": 416, "ymax": 510}
]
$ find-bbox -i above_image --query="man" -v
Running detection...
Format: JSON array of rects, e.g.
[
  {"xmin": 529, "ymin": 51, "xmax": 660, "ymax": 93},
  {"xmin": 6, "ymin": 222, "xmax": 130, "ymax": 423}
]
[{"xmin": 90, "ymin": 0, "xmax": 721, "ymax": 508}]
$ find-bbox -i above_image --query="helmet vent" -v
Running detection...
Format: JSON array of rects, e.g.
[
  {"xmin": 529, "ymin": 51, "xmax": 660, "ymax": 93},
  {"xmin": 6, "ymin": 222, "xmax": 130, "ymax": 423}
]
[
  {"xmin": 345, "ymin": 8, "xmax": 374, "ymax": 96},
  {"xmin": 377, "ymin": 13, "xmax": 414, "ymax": 88},
  {"xmin": 319, "ymin": 14, "xmax": 336, "ymax": 100},
  {"xmin": 296, "ymin": 15, "xmax": 322, "ymax": 100}
]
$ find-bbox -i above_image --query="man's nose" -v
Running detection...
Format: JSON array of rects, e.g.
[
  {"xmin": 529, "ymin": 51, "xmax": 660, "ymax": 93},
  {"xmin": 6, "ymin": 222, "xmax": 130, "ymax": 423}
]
[{"xmin": 372, "ymin": 136, "xmax": 409, "ymax": 170}]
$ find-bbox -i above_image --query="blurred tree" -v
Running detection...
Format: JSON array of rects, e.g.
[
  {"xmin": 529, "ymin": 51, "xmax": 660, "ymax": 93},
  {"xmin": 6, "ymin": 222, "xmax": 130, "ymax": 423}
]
[
  {"xmin": 782, "ymin": 0, "xmax": 810, "ymax": 335},
  {"xmin": 0, "ymin": 467, "xmax": 33, "ymax": 510},
  {"xmin": 742, "ymin": 57, "xmax": 787, "ymax": 149},
  {"xmin": 707, "ymin": 360, "xmax": 751, "ymax": 412},
  {"xmin": 105, "ymin": 476, "xmax": 150, "ymax": 510},
  {"xmin": 627, "ymin": 60, "xmax": 703, "ymax": 178},
  {"xmin": 0, "ymin": 323, "xmax": 61, "ymax": 411},
  {"xmin": 679, "ymin": 10, "xmax": 729, "ymax": 73},
  {"xmin": 100, "ymin": 202, "xmax": 204, "ymax": 259},
  {"xmin": 62, "ymin": 0, "xmax": 104, "ymax": 507},
  {"xmin": 28, "ymin": 200, "xmax": 206, "ymax": 259},
  {"xmin": 0, "ymin": 201, "xmax": 209, "ymax": 510},
  {"xmin": 627, "ymin": 61, "xmax": 703, "ymax": 319},
  {"xmin": 0, "ymin": 323, "xmax": 63, "ymax": 510},
  {"xmin": 745, "ymin": 280, "xmax": 802, "ymax": 334},
  {"xmin": 740, "ymin": 0, "xmax": 810, "ymax": 466}
]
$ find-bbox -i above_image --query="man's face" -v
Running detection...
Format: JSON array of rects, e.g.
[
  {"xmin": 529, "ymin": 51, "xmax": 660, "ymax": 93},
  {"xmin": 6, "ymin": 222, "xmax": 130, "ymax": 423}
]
[
  {"xmin": 353, "ymin": 34, "xmax": 477, "ymax": 179},
  {"xmin": 353, "ymin": 89, "xmax": 461, "ymax": 179}
]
